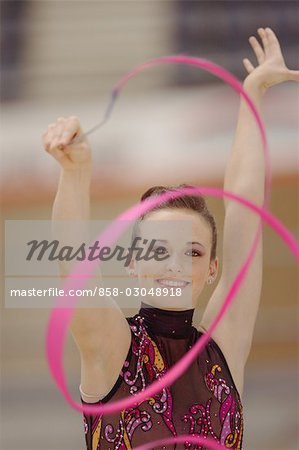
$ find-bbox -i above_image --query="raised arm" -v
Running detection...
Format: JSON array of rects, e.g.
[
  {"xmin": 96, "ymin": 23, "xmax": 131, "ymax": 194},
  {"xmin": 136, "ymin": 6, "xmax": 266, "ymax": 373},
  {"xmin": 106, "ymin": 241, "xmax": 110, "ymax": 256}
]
[
  {"xmin": 43, "ymin": 117, "xmax": 131, "ymax": 401},
  {"xmin": 200, "ymin": 28, "xmax": 299, "ymax": 395}
]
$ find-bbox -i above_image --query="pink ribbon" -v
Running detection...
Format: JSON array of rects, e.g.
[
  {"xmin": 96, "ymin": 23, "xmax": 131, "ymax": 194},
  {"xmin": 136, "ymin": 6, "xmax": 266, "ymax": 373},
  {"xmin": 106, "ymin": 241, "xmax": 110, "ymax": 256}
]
[{"xmin": 46, "ymin": 56, "xmax": 298, "ymax": 449}]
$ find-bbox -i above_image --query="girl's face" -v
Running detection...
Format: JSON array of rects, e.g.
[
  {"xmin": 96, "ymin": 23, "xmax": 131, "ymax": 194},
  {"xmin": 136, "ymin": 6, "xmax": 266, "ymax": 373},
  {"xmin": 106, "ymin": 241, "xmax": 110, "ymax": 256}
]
[{"xmin": 132, "ymin": 208, "xmax": 218, "ymax": 310}]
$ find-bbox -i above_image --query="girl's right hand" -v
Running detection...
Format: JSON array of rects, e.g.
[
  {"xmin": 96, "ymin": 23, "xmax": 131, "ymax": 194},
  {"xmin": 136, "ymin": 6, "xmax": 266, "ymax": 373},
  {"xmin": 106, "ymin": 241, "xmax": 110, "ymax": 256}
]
[{"xmin": 42, "ymin": 116, "xmax": 92, "ymax": 171}]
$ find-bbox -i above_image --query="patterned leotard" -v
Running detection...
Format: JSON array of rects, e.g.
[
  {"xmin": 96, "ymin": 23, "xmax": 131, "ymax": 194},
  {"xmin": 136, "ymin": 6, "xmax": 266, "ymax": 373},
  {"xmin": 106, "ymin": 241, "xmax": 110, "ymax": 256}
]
[{"xmin": 81, "ymin": 302, "xmax": 243, "ymax": 449}]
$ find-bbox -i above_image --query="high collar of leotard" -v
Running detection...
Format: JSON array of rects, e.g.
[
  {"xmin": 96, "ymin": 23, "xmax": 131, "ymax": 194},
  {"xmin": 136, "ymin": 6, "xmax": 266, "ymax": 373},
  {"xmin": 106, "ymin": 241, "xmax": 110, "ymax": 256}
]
[{"xmin": 138, "ymin": 301, "xmax": 195, "ymax": 339}]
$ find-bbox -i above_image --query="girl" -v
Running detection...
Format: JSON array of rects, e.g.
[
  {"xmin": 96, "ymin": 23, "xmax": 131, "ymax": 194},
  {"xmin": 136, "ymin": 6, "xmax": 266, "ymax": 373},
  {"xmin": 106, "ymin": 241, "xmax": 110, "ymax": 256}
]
[{"xmin": 43, "ymin": 28, "xmax": 298, "ymax": 449}]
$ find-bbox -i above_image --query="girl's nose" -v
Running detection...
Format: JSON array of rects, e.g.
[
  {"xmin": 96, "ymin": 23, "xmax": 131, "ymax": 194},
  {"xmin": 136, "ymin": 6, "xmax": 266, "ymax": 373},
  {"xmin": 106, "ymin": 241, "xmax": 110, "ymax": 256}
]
[{"xmin": 165, "ymin": 254, "xmax": 183, "ymax": 273}]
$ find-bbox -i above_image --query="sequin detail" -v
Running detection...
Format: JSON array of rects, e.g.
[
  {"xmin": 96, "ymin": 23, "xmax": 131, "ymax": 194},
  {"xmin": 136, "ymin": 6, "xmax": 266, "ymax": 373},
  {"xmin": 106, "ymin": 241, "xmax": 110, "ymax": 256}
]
[{"xmin": 81, "ymin": 314, "xmax": 243, "ymax": 449}]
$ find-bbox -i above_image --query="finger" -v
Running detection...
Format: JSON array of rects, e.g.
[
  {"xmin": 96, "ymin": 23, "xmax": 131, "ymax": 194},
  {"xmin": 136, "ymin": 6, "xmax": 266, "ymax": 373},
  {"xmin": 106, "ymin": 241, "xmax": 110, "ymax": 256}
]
[
  {"xmin": 43, "ymin": 123, "xmax": 56, "ymax": 152},
  {"xmin": 53, "ymin": 122, "xmax": 65, "ymax": 140},
  {"xmin": 60, "ymin": 116, "xmax": 82, "ymax": 146},
  {"xmin": 54, "ymin": 117, "xmax": 67, "ymax": 143},
  {"xmin": 52, "ymin": 147, "xmax": 68, "ymax": 162},
  {"xmin": 248, "ymin": 35, "xmax": 265, "ymax": 65},
  {"xmin": 243, "ymin": 58, "xmax": 255, "ymax": 74},
  {"xmin": 51, "ymin": 123, "xmax": 66, "ymax": 151},
  {"xmin": 257, "ymin": 27, "xmax": 270, "ymax": 56}
]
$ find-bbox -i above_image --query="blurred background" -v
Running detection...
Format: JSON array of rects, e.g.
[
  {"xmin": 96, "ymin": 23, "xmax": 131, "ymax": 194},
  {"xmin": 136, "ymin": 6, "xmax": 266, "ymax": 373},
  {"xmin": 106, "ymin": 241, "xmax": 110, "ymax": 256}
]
[{"xmin": 1, "ymin": 1, "xmax": 298, "ymax": 449}]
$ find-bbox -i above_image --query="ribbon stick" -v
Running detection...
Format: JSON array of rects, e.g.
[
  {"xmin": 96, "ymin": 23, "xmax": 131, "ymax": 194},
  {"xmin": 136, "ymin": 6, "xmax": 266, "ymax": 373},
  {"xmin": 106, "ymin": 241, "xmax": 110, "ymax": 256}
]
[{"xmin": 45, "ymin": 56, "xmax": 298, "ymax": 448}]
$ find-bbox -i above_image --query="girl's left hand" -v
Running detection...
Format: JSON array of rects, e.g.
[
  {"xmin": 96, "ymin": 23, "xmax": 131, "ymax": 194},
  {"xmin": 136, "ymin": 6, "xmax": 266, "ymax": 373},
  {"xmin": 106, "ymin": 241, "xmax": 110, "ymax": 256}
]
[{"xmin": 243, "ymin": 27, "xmax": 299, "ymax": 93}]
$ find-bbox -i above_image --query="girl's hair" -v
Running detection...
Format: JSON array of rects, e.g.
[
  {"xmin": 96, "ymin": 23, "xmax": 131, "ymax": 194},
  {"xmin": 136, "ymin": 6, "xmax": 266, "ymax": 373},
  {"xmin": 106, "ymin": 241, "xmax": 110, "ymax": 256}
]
[{"xmin": 132, "ymin": 184, "xmax": 217, "ymax": 261}]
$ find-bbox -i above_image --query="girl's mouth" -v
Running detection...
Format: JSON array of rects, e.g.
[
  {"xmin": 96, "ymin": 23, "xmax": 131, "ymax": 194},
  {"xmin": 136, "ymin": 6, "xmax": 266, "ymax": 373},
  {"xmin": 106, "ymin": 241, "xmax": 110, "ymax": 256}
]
[{"xmin": 155, "ymin": 278, "xmax": 190, "ymax": 288}]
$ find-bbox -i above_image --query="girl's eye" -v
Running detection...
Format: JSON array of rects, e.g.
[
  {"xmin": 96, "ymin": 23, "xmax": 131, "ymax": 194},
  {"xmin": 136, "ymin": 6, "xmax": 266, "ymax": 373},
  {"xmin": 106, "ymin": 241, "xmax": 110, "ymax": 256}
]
[
  {"xmin": 185, "ymin": 249, "xmax": 202, "ymax": 257},
  {"xmin": 153, "ymin": 246, "xmax": 168, "ymax": 255}
]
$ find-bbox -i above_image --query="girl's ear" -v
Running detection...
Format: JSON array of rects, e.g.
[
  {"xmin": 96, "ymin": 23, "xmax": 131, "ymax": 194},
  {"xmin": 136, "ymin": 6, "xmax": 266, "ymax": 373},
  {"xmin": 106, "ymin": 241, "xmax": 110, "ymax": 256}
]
[{"xmin": 209, "ymin": 257, "xmax": 219, "ymax": 281}]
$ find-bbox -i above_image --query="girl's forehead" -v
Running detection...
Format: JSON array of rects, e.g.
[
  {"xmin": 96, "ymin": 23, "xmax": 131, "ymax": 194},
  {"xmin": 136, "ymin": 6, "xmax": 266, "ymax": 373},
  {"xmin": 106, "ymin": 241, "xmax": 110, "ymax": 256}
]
[{"xmin": 139, "ymin": 210, "xmax": 211, "ymax": 244}]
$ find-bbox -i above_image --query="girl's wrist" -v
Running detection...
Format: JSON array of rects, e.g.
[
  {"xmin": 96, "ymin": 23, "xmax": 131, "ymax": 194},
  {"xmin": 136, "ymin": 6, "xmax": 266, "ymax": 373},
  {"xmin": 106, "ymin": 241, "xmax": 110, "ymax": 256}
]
[
  {"xmin": 60, "ymin": 165, "xmax": 92, "ymax": 188},
  {"xmin": 61, "ymin": 162, "xmax": 92, "ymax": 176},
  {"xmin": 242, "ymin": 77, "xmax": 268, "ymax": 107},
  {"xmin": 243, "ymin": 76, "xmax": 267, "ymax": 97}
]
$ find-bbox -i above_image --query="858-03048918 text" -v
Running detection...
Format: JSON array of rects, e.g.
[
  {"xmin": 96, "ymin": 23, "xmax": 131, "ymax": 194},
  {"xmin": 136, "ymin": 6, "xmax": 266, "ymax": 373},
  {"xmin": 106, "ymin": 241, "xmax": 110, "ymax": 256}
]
[{"xmin": 97, "ymin": 287, "xmax": 182, "ymax": 297}]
